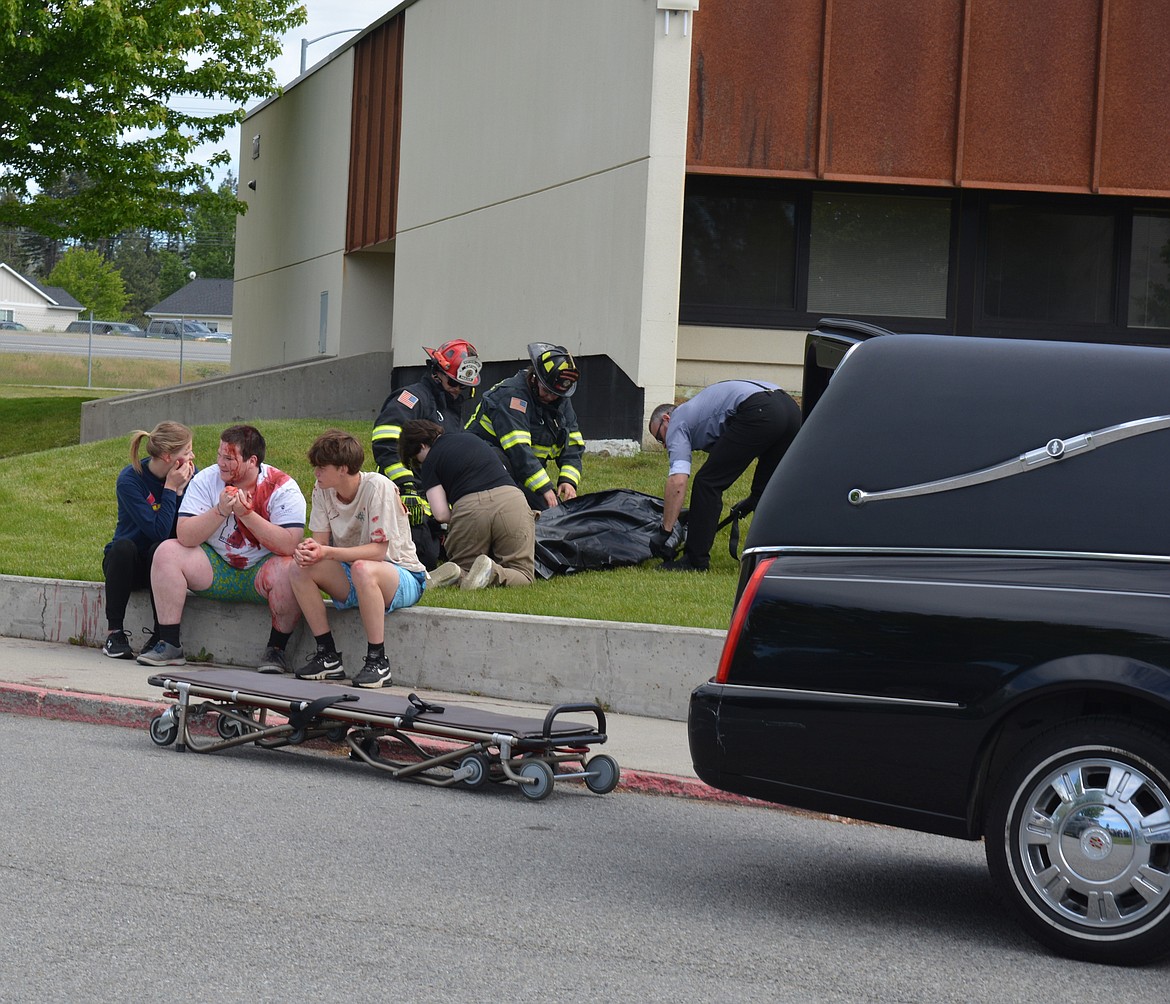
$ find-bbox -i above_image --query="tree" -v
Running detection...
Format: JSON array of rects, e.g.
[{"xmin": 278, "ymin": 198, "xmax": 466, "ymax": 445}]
[
  {"xmin": 48, "ymin": 247, "xmax": 129, "ymax": 319},
  {"xmin": 188, "ymin": 176, "xmax": 239, "ymax": 279},
  {"xmin": 0, "ymin": 0, "xmax": 307, "ymax": 240},
  {"xmin": 157, "ymin": 250, "xmax": 192, "ymax": 303},
  {"xmin": 111, "ymin": 232, "xmax": 162, "ymax": 324}
]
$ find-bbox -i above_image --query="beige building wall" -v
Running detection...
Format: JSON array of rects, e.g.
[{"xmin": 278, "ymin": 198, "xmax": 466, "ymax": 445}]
[
  {"xmin": 234, "ymin": 52, "xmax": 357, "ymax": 373},
  {"xmin": 677, "ymin": 325, "xmax": 806, "ymax": 398},
  {"xmin": 393, "ymin": 0, "xmax": 692, "ymax": 416},
  {"xmin": 233, "ymin": 0, "xmax": 696, "ymax": 427}
]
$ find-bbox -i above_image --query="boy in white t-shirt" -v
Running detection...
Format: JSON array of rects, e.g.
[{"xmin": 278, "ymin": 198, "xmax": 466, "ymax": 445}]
[{"xmin": 290, "ymin": 429, "xmax": 427, "ymax": 688}]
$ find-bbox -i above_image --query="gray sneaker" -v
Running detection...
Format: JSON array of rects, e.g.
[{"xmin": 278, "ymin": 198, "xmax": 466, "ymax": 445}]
[
  {"xmin": 427, "ymin": 561, "xmax": 462, "ymax": 589},
  {"xmin": 136, "ymin": 640, "xmax": 186, "ymax": 667},
  {"xmin": 460, "ymin": 554, "xmax": 495, "ymax": 591},
  {"xmin": 258, "ymin": 646, "xmax": 289, "ymax": 674}
]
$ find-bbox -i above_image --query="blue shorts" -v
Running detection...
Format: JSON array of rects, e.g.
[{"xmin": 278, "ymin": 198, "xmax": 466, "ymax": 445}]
[{"xmin": 332, "ymin": 562, "xmax": 426, "ymax": 613}]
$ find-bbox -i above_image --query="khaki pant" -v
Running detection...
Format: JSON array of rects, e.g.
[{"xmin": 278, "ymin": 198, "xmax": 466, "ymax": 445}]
[{"xmin": 445, "ymin": 485, "xmax": 535, "ymax": 587}]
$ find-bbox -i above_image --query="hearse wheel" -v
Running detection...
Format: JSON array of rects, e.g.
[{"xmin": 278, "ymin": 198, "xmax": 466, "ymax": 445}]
[{"xmin": 985, "ymin": 717, "xmax": 1170, "ymax": 966}]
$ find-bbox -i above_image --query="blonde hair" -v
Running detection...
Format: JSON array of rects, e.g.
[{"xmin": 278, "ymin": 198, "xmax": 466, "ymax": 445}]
[{"xmin": 129, "ymin": 421, "xmax": 193, "ymax": 473}]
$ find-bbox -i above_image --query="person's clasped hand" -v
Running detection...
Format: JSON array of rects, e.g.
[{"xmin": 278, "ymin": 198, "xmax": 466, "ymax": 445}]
[{"xmin": 294, "ymin": 538, "xmax": 322, "ymax": 567}]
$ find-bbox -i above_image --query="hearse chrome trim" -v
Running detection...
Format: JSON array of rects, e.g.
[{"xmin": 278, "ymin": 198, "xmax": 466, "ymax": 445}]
[
  {"xmin": 716, "ymin": 683, "xmax": 963, "ymax": 710},
  {"xmin": 847, "ymin": 414, "xmax": 1170, "ymax": 506},
  {"xmin": 743, "ymin": 545, "xmax": 1170, "ymax": 565}
]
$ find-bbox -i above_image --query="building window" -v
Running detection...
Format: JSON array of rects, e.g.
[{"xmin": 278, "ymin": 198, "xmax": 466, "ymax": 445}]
[
  {"xmin": 1129, "ymin": 213, "xmax": 1170, "ymax": 329},
  {"xmin": 808, "ymin": 192, "xmax": 950, "ymax": 318},
  {"xmin": 680, "ymin": 189, "xmax": 796, "ymax": 318},
  {"xmin": 983, "ymin": 205, "xmax": 1114, "ymax": 324},
  {"xmin": 679, "ymin": 176, "xmax": 1170, "ymax": 343}
]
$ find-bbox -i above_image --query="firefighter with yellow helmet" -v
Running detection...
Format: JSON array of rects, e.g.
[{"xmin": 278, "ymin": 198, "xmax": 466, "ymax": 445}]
[
  {"xmin": 371, "ymin": 339, "xmax": 481, "ymax": 566},
  {"xmin": 466, "ymin": 342, "xmax": 584, "ymax": 510}
]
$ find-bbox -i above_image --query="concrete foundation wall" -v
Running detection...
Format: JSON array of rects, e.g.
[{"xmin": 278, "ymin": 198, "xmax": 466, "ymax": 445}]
[
  {"xmin": 0, "ymin": 575, "xmax": 721, "ymax": 722},
  {"xmin": 79, "ymin": 352, "xmax": 394, "ymax": 443}
]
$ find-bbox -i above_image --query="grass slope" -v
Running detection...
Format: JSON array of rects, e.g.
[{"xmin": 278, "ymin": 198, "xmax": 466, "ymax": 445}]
[{"xmin": 0, "ymin": 412, "xmax": 749, "ymax": 631}]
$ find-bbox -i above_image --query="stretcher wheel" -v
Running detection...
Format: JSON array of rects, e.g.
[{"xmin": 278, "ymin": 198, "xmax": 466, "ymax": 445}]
[
  {"xmin": 149, "ymin": 713, "xmax": 178, "ymax": 747},
  {"xmin": 216, "ymin": 712, "xmax": 246, "ymax": 740},
  {"xmin": 517, "ymin": 759, "xmax": 555, "ymax": 801},
  {"xmin": 583, "ymin": 754, "xmax": 620, "ymax": 794},
  {"xmin": 326, "ymin": 725, "xmax": 348, "ymax": 742},
  {"xmin": 458, "ymin": 753, "xmax": 490, "ymax": 789}
]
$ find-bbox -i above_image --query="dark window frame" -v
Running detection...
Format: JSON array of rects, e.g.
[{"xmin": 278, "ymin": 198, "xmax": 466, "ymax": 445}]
[{"xmin": 679, "ymin": 174, "xmax": 1170, "ymax": 346}]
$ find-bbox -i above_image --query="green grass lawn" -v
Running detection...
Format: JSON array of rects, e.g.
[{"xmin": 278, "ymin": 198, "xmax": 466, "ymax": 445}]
[{"xmin": 0, "ymin": 395, "xmax": 751, "ymax": 631}]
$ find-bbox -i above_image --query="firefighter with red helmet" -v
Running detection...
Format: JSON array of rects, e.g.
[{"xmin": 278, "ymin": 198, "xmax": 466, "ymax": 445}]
[
  {"xmin": 466, "ymin": 342, "xmax": 584, "ymax": 511},
  {"xmin": 372, "ymin": 339, "xmax": 482, "ymax": 566}
]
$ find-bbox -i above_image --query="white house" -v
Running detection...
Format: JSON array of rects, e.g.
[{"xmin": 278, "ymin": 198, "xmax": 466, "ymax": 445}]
[{"xmin": 0, "ymin": 263, "xmax": 84, "ymax": 330}]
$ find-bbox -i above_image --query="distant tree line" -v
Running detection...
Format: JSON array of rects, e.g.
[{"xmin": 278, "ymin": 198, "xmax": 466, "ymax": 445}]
[{"xmin": 0, "ymin": 174, "xmax": 239, "ymax": 324}]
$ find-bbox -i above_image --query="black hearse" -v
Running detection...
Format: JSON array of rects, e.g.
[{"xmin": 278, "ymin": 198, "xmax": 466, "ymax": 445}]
[{"xmin": 689, "ymin": 324, "xmax": 1170, "ymax": 965}]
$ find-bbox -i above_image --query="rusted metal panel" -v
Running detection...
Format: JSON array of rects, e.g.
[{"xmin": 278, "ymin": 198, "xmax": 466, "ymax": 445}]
[
  {"xmin": 821, "ymin": 0, "xmax": 963, "ymax": 185},
  {"xmin": 346, "ymin": 16, "xmax": 403, "ymax": 252},
  {"xmin": 687, "ymin": 0, "xmax": 825, "ymax": 175},
  {"xmin": 1097, "ymin": 1, "xmax": 1170, "ymax": 195},
  {"xmin": 689, "ymin": 0, "xmax": 1170, "ymax": 198},
  {"xmin": 956, "ymin": 0, "xmax": 1101, "ymax": 191}
]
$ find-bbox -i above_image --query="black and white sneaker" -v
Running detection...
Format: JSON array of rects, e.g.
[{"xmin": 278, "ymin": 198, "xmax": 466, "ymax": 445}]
[
  {"xmin": 295, "ymin": 650, "xmax": 345, "ymax": 680},
  {"xmin": 353, "ymin": 654, "xmax": 392, "ymax": 689},
  {"xmin": 102, "ymin": 631, "xmax": 134, "ymax": 660}
]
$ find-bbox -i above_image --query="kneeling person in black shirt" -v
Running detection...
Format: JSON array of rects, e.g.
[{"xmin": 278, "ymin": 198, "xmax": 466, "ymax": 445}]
[{"xmin": 399, "ymin": 420, "xmax": 535, "ymax": 590}]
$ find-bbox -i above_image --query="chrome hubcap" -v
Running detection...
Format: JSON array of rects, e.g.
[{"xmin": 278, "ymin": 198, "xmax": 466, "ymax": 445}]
[{"xmin": 1017, "ymin": 756, "xmax": 1170, "ymax": 929}]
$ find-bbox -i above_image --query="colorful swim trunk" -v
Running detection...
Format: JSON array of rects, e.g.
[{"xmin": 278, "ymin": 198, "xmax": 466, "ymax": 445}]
[
  {"xmin": 331, "ymin": 562, "xmax": 427, "ymax": 613},
  {"xmin": 193, "ymin": 544, "xmax": 272, "ymax": 604}
]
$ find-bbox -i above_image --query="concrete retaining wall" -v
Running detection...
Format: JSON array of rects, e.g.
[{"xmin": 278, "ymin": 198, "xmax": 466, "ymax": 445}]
[
  {"xmin": 0, "ymin": 575, "xmax": 722, "ymax": 722},
  {"xmin": 80, "ymin": 352, "xmax": 394, "ymax": 443}
]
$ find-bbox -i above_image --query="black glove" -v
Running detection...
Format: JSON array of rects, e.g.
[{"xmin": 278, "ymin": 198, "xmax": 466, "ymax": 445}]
[
  {"xmin": 401, "ymin": 492, "xmax": 433, "ymax": 527},
  {"xmin": 648, "ymin": 524, "xmax": 677, "ymax": 560}
]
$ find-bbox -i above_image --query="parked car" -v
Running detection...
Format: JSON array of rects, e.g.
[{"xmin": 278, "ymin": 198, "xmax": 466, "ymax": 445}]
[
  {"xmin": 110, "ymin": 322, "xmax": 146, "ymax": 336},
  {"xmin": 146, "ymin": 319, "xmax": 213, "ymax": 339},
  {"xmin": 64, "ymin": 319, "xmax": 136, "ymax": 335},
  {"xmin": 0, "ymin": 320, "xmax": 29, "ymax": 330},
  {"xmin": 689, "ymin": 320, "xmax": 1170, "ymax": 966}
]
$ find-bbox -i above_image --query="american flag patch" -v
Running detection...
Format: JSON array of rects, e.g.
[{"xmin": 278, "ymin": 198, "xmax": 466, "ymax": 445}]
[
  {"xmin": 509, "ymin": 397, "xmax": 527, "ymax": 414},
  {"xmin": 397, "ymin": 390, "xmax": 419, "ymax": 408}
]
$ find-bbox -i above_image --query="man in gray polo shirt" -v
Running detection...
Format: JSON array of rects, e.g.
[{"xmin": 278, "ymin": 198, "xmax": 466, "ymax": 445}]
[{"xmin": 647, "ymin": 380, "xmax": 801, "ymax": 571}]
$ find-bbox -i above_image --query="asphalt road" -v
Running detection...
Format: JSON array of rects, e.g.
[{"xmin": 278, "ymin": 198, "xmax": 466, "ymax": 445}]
[
  {"xmin": 3, "ymin": 715, "xmax": 1169, "ymax": 1002},
  {"xmin": 0, "ymin": 330, "xmax": 230, "ymax": 364}
]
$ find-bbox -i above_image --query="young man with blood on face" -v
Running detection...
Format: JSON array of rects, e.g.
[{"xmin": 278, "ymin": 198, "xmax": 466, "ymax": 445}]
[{"xmin": 137, "ymin": 424, "xmax": 306, "ymax": 672}]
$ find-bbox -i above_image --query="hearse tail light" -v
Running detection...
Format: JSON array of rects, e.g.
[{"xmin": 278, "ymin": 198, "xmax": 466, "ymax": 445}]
[{"xmin": 715, "ymin": 557, "xmax": 775, "ymax": 684}]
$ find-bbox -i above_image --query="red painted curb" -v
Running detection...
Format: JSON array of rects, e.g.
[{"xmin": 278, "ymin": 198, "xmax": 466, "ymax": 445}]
[{"xmin": 0, "ymin": 681, "xmax": 766, "ymax": 807}]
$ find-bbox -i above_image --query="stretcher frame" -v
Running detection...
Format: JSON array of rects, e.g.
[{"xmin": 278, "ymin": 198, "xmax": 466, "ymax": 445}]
[{"xmin": 146, "ymin": 668, "xmax": 619, "ymax": 801}]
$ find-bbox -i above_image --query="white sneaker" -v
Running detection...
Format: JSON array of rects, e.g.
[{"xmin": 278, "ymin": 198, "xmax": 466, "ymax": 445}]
[
  {"xmin": 460, "ymin": 554, "xmax": 495, "ymax": 591},
  {"xmin": 427, "ymin": 561, "xmax": 462, "ymax": 589}
]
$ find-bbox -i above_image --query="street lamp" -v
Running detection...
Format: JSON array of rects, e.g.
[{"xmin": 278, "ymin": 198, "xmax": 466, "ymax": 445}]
[
  {"xmin": 179, "ymin": 271, "xmax": 196, "ymax": 385},
  {"xmin": 300, "ymin": 29, "xmax": 360, "ymax": 74}
]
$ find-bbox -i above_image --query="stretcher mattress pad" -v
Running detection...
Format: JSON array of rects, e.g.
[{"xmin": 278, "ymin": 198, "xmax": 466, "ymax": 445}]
[{"xmin": 151, "ymin": 668, "xmax": 595, "ymax": 738}]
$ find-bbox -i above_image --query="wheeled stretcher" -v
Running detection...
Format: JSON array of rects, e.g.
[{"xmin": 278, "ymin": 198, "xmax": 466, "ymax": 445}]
[{"xmin": 146, "ymin": 668, "xmax": 619, "ymax": 801}]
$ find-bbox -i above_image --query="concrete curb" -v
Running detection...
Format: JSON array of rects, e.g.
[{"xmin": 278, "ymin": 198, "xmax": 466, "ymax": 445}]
[
  {"xmin": 0, "ymin": 680, "xmax": 763, "ymax": 807},
  {"xmin": 0, "ymin": 574, "xmax": 723, "ymax": 723}
]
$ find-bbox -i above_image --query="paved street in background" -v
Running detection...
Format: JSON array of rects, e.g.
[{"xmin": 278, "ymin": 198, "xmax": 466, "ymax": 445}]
[
  {"xmin": 4, "ymin": 714, "xmax": 1169, "ymax": 1002},
  {"xmin": 0, "ymin": 331, "xmax": 230, "ymax": 363}
]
